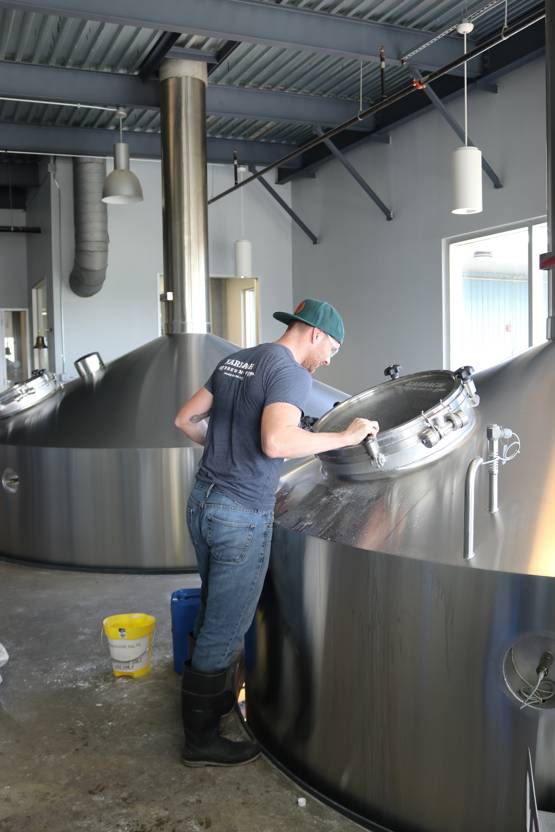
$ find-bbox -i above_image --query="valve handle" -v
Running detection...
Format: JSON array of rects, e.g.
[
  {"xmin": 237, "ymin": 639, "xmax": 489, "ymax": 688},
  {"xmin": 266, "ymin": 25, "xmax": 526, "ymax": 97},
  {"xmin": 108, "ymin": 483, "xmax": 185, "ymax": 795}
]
[{"xmin": 384, "ymin": 364, "xmax": 402, "ymax": 380}]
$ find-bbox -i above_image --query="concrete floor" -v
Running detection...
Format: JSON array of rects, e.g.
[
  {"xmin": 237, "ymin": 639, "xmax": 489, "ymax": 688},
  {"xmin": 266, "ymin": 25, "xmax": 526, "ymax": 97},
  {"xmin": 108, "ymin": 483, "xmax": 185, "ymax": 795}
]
[{"xmin": 0, "ymin": 560, "xmax": 361, "ymax": 832}]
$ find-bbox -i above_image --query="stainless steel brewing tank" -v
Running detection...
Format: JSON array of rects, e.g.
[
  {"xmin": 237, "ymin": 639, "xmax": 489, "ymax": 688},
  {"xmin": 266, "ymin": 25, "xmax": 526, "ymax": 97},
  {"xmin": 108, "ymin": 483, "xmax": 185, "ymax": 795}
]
[
  {"xmin": 0, "ymin": 334, "xmax": 346, "ymax": 570},
  {"xmin": 246, "ymin": 341, "xmax": 555, "ymax": 832}
]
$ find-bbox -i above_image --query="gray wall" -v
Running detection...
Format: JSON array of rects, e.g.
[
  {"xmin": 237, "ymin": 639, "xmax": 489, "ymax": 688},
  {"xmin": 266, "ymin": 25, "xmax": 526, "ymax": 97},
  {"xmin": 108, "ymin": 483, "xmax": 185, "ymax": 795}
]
[
  {"xmin": 291, "ymin": 57, "xmax": 547, "ymax": 395},
  {"xmin": 0, "ymin": 209, "xmax": 28, "ymax": 309},
  {"xmin": 56, "ymin": 156, "xmax": 161, "ymax": 378},
  {"xmin": 49, "ymin": 158, "xmax": 293, "ymax": 378},
  {"xmin": 208, "ymin": 165, "xmax": 293, "ymax": 342}
]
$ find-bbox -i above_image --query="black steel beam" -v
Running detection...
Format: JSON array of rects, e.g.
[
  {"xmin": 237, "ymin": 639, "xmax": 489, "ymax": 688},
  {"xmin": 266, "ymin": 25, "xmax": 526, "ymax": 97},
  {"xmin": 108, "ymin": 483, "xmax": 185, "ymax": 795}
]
[
  {"xmin": 138, "ymin": 31, "xmax": 181, "ymax": 80},
  {"xmin": 0, "ymin": 60, "xmax": 383, "ymax": 134},
  {"xmin": 0, "ymin": 121, "xmax": 301, "ymax": 167},
  {"xmin": 0, "ymin": 0, "xmax": 477, "ymax": 74},
  {"xmin": 165, "ymin": 46, "xmax": 218, "ymax": 64},
  {"xmin": 314, "ymin": 127, "xmax": 392, "ymax": 220},
  {"xmin": 248, "ymin": 164, "xmax": 317, "ymax": 244},
  {"xmin": 0, "ymin": 60, "xmax": 160, "ymax": 109},
  {"xmin": 208, "ymin": 40, "xmax": 241, "ymax": 78}
]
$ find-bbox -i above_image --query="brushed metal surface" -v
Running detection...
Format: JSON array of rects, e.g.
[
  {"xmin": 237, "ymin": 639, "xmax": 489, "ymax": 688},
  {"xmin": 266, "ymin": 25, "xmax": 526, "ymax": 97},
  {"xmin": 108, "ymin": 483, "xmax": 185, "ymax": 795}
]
[
  {"xmin": 247, "ymin": 527, "xmax": 555, "ymax": 832},
  {"xmin": 275, "ymin": 340, "xmax": 555, "ymax": 578},
  {"xmin": 161, "ymin": 71, "xmax": 210, "ymax": 335},
  {"xmin": 0, "ymin": 334, "xmax": 346, "ymax": 569},
  {"xmin": 0, "ymin": 445, "xmax": 202, "ymax": 569},
  {"xmin": 315, "ymin": 370, "xmax": 478, "ymax": 479}
]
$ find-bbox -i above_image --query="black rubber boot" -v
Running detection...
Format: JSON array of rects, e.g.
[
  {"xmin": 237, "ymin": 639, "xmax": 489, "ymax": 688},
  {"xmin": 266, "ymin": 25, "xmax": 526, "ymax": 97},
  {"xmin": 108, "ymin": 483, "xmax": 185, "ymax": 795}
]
[
  {"xmin": 181, "ymin": 664, "xmax": 260, "ymax": 767},
  {"xmin": 188, "ymin": 633, "xmax": 240, "ymax": 718}
]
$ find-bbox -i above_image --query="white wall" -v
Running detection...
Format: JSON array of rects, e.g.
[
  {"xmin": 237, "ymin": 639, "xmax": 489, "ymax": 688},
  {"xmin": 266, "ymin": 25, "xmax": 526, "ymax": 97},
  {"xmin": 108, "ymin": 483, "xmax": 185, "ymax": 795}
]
[
  {"xmin": 56, "ymin": 157, "xmax": 162, "ymax": 377},
  {"xmin": 291, "ymin": 57, "xmax": 547, "ymax": 394},
  {"xmin": 208, "ymin": 165, "xmax": 293, "ymax": 342},
  {"xmin": 26, "ymin": 163, "xmax": 56, "ymax": 371},
  {"xmin": 49, "ymin": 158, "xmax": 293, "ymax": 378},
  {"xmin": 0, "ymin": 209, "xmax": 28, "ymax": 309}
]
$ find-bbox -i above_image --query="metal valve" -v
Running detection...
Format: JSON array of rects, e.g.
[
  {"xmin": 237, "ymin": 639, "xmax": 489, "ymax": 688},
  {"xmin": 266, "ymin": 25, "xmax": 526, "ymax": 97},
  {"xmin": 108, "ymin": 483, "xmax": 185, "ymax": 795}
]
[
  {"xmin": 455, "ymin": 366, "xmax": 480, "ymax": 407},
  {"xmin": 384, "ymin": 364, "xmax": 402, "ymax": 380},
  {"xmin": 455, "ymin": 365, "xmax": 475, "ymax": 381}
]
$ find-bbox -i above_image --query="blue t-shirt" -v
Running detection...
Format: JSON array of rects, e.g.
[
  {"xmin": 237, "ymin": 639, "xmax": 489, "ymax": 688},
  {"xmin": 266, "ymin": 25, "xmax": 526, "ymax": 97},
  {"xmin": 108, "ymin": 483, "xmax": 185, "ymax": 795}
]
[{"xmin": 197, "ymin": 343, "xmax": 312, "ymax": 510}]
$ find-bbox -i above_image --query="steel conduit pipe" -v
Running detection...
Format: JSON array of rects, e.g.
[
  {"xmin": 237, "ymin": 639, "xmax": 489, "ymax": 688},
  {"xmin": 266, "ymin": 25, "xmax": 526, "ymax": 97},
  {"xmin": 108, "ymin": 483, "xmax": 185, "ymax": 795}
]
[{"xmin": 69, "ymin": 157, "xmax": 109, "ymax": 298}]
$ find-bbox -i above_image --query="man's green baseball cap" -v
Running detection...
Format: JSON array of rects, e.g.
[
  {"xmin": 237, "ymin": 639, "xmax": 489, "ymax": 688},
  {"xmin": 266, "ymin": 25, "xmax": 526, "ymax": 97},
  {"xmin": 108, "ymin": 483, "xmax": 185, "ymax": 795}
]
[{"xmin": 273, "ymin": 298, "xmax": 345, "ymax": 345}]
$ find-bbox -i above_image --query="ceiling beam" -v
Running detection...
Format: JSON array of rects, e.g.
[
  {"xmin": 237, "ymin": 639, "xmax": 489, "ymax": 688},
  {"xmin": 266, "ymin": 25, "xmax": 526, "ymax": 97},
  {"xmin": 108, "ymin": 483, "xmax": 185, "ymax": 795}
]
[
  {"xmin": 0, "ymin": 60, "xmax": 160, "ymax": 109},
  {"xmin": 165, "ymin": 46, "xmax": 218, "ymax": 64},
  {"xmin": 0, "ymin": 0, "xmax": 478, "ymax": 74},
  {"xmin": 0, "ymin": 121, "xmax": 300, "ymax": 167},
  {"xmin": 208, "ymin": 85, "xmax": 378, "ymax": 132},
  {"xmin": 0, "ymin": 60, "xmax": 383, "ymax": 133},
  {"xmin": 279, "ymin": 18, "xmax": 546, "ymax": 183},
  {"xmin": 138, "ymin": 31, "xmax": 181, "ymax": 80}
]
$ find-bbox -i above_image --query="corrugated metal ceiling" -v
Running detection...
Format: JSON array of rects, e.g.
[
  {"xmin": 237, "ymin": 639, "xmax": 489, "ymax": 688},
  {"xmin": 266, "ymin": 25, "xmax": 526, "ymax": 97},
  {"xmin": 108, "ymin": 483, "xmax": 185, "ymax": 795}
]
[{"xmin": 0, "ymin": 0, "xmax": 545, "ymax": 148}]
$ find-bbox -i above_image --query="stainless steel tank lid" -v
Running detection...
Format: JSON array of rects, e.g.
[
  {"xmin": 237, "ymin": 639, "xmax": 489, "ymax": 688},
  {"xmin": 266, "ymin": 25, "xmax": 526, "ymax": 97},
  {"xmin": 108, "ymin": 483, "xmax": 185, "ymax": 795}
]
[
  {"xmin": 0, "ymin": 371, "xmax": 62, "ymax": 420},
  {"xmin": 315, "ymin": 369, "xmax": 480, "ymax": 480}
]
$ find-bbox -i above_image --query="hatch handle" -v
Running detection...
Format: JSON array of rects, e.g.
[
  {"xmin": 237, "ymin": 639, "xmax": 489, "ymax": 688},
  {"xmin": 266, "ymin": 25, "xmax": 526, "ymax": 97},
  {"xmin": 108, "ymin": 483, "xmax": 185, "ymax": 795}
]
[
  {"xmin": 455, "ymin": 365, "xmax": 480, "ymax": 407},
  {"xmin": 363, "ymin": 436, "xmax": 386, "ymax": 469}
]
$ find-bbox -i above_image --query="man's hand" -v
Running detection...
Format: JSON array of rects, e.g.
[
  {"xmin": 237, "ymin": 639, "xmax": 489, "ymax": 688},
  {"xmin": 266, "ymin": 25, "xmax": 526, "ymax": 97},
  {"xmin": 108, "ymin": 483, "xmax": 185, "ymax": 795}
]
[
  {"xmin": 261, "ymin": 404, "xmax": 379, "ymax": 460},
  {"xmin": 341, "ymin": 417, "xmax": 380, "ymax": 446}
]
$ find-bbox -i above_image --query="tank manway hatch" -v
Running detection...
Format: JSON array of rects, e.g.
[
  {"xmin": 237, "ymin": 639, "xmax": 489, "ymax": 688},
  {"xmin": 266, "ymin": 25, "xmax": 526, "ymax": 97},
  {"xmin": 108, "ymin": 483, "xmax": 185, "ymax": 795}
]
[
  {"xmin": 315, "ymin": 368, "xmax": 479, "ymax": 480},
  {"xmin": 0, "ymin": 370, "xmax": 62, "ymax": 420}
]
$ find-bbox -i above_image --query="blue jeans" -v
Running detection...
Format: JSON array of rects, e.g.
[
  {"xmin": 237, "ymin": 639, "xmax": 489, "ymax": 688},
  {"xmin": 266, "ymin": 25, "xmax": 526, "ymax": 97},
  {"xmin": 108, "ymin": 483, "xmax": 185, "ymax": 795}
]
[{"xmin": 186, "ymin": 479, "xmax": 274, "ymax": 673}]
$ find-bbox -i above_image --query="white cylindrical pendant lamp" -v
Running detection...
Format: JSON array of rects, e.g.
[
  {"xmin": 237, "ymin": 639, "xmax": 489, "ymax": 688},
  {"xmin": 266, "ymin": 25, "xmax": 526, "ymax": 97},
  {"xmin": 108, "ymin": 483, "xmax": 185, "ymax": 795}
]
[
  {"xmin": 452, "ymin": 145, "xmax": 483, "ymax": 215},
  {"xmin": 234, "ymin": 239, "xmax": 252, "ymax": 277}
]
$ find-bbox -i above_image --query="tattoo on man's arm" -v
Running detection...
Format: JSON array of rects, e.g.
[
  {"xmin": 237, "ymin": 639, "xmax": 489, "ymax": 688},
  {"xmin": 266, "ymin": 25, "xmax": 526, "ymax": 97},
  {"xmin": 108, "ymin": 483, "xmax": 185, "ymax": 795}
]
[{"xmin": 190, "ymin": 410, "xmax": 212, "ymax": 423}]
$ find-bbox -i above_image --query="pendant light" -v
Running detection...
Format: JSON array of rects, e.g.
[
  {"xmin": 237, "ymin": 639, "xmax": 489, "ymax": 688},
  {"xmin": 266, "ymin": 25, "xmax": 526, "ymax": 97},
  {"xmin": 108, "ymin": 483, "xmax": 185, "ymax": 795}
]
[
  {"xmin": 102, "ymin": 108, "xmax": 144, "ymax": 205},
  {"xmin": 452, "ymin": 21, "xmax": 483, "ymax": 215},
  {"xmin": 233, "ymin": 162, "xmax": 252, "ymax": 277}
]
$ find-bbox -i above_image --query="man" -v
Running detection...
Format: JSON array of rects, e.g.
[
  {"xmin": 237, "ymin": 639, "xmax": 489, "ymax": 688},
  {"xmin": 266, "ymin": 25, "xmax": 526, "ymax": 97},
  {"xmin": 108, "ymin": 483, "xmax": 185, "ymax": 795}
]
[{"xmin": 175, "ymin": 298, "xmax": 379, "ymax": 767}]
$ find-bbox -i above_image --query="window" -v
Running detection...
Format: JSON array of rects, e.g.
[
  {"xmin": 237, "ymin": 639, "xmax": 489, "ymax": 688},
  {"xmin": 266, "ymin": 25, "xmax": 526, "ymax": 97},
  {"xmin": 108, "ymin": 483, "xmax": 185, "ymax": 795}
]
[
  {"xmin": 241, "ymin": 287, "xmax": 257, "ymax": 348},
  {"xmin": 446, "ymin": 221, "xmax": 548, "ymax": 372}
]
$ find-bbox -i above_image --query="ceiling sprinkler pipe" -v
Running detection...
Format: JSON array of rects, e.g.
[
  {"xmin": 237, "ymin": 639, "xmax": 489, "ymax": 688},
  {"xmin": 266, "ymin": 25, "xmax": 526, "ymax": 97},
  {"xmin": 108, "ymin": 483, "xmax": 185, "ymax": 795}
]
[{"xmin": 208, "ymin": 5, "xmax": 545, "ymax": 206}]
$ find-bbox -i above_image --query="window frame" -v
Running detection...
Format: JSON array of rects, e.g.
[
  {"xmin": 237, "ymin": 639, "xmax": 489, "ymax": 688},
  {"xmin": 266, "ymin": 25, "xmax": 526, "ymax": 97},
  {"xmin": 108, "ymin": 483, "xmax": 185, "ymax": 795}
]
[{"xmin": 443, "ymin": 216, "xmax": 547, "ymax": 370}]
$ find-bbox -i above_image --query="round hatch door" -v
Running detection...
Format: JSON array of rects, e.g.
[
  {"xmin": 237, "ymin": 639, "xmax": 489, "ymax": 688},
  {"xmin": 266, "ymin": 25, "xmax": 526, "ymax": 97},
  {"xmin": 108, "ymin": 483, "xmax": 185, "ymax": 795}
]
[{"xmin": 315, "ymin": 369, "xmax": 479, "ymax": 480}]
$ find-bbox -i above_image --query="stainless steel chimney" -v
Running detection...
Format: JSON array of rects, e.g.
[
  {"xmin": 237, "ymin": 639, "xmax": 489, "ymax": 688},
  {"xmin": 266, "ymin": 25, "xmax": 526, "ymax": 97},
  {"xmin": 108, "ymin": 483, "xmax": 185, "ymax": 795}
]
[{"xmin": 160, "ymin": 59, "xmax": 210, "ymax": 335}]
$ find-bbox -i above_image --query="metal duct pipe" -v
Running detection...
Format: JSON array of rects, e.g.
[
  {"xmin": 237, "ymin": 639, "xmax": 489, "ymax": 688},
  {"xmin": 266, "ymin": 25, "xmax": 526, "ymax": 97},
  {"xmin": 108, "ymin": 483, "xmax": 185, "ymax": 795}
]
[
  {"xmin": 546, "ymin": 0, "xmax": 555, "ymax": 340},
  {"xmin": 69, "ymin": 158, "xmax": 109, "ymax": 298},
  {"xmin": 160, "ymin": 59, "xmax": 210, "ymax": 335}
]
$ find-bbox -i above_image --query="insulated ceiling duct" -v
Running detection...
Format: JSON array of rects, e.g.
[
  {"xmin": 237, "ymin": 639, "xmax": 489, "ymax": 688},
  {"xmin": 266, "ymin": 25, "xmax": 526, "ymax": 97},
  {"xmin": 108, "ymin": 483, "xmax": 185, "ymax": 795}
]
[{"xmin": 69, "ymin": 157, "xmax": 109, "ymax": 298}]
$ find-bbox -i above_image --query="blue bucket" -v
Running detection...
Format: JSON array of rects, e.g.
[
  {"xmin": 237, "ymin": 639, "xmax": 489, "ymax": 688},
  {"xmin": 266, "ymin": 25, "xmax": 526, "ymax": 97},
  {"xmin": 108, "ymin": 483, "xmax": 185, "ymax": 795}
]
[{"xmin": 170, "ymin": 588, "xmax": 201, "ymax": 674}]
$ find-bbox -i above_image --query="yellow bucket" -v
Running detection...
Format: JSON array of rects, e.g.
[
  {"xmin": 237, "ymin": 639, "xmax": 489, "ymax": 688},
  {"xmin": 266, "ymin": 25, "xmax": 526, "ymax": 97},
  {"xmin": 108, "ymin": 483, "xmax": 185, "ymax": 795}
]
[{"xmin": 102, "ymin": 613, "xmax": 156, "ymax": 678}]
